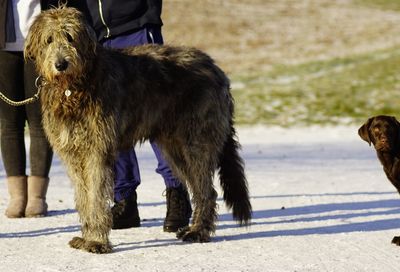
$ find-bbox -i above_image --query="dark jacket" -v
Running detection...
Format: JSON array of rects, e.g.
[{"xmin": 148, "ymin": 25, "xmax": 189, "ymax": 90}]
[
  {"xmin": 0, "ymin": 0, "xmax": 163, "ymax": 48},
  {"xmin": 68, "ymin": 0, "xmax": 163, "ymax": 42}
]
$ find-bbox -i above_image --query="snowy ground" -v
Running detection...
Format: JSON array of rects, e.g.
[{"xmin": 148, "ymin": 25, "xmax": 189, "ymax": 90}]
[{"xmin": 1, "ymin": 126, "xmax": 400, "ymax": 271}]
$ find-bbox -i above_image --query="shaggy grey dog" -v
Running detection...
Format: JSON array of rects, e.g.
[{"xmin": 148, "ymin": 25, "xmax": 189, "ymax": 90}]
[{"xmin": 24, "ymin": 7, "xmax": 251, "ymax": 253}]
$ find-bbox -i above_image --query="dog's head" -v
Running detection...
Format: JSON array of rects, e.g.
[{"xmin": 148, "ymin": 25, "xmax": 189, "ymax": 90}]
[
  {"xmin": 24, "ymin": 7, "xmax": 97, "ymax": 83},
  {"xmin": 358, "ymin": 115, "xmax": 400, "ymax": 152}
]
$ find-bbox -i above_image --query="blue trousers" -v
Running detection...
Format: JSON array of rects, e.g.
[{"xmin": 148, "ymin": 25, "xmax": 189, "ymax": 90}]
[{"xmin": 102, "ymin": 26, "xmax": 182, "ymax": 202}]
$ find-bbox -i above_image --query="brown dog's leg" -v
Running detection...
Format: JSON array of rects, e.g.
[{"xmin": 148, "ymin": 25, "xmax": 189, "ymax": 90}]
[
  {"xmin": 392, "ymin": 236, "xmax": 400, "ymax": 246},
  {"xmin": 388, "ymin": 158, "xmax": 400, "ymax": 193}
]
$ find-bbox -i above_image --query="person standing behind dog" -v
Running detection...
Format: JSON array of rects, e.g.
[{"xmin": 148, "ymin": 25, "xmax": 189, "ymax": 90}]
[
  {"xmin": 66, "ymin": 0, "xmax": 192, "ymax": 231},
  {"xmin": 0, "ymin": 0, "xmax": 53, "ymax": 218}
]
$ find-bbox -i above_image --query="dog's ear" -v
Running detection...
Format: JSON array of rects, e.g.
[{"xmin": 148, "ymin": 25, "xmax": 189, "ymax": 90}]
[
  {"xmin": 390, "ymin": 116, "xmax": 400, "ymax": 127},
  {"xmin": 84, "ymin": 24, "xmax": 98, "ymax": 55},
  {"xmin": 391, "ymin": 116, "xmax": 400, "ymax": 152},
  {"xmin": 24, "ymin": 13, "xmax": 43, "ymax": 60},
  {"xmin": 358, "ymin": 117, "xmax": 374, "ymax": 145},
  {"xmin": 73, "ymin": 10, "xmax": 98, "ymax": 57}
]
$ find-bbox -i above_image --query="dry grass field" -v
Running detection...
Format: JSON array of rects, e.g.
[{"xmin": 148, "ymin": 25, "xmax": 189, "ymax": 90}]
[
  {"xmin": 162, "ymin": 0, "xmax": 400, "ymax": 125},
  {"xmin": 163, "ymin": 0, "xmax": 400, "ymax": 74}
]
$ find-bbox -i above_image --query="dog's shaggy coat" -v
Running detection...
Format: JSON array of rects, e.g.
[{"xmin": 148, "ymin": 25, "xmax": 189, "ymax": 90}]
[{"xmin": 24, "ymin": 7, "xmax": 252, "ymax": 253}]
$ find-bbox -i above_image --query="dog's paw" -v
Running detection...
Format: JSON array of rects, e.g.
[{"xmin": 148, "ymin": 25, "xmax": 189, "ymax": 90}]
[
  {"xmin": 69, "ymin": 237, "xmax": 112, "ymax": 253},
  {"xmin": 176, "ymin": 226, "xmax": 191, "ymax": 239},
  {"xmin": 84, "ymin": 241, "xmax": 112, "ymax": 254},
  {"xmin": 176, "ymin": 227, "xmax": 210, "ymax": 243},
  {"xmin": 392, "ymin": 236, "xmax": 400, "ymax": 246},
  {"xmin": 69, "ymin": 236, "xmax": 86, "ymax": 249}
]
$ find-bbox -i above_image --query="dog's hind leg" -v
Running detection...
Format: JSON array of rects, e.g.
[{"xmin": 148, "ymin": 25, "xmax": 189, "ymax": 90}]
[
  {"xmin": 68, "ymin": 157, "xmax": 113, "ymax": 254},
  {"xmin": 176, "ymin": 177, "xmax": 218, "ymax": 242},
  {"xmin": 175, "ymin": 148, "xmax": 219, "ymax": 242},
  {"xmin": 157, "ymin": 138, "xmax": 219, "ymax": 242}
]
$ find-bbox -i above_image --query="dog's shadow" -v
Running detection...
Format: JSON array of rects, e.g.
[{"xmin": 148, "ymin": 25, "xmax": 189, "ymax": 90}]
[
  {"xmin": 0, "ymin": 225, "xmax": 81, "ymax": 238},
  {"xmin": 47, "ymin": 209, "xmax": 77, "ymax": 217},
  {"xmin": 216, "ymin": 193, "xmax": 400, "ymax": 242},
  {"xmin": 112, "ymin": 238, "xmax": 182, "ymax": 253},
  {"xmin": 2, "ymin": 192, "xmax": 400, "ymax": 250},
  {"xmin": 215, "ymin": 216, "xmax": 400, "ymax": 242}
]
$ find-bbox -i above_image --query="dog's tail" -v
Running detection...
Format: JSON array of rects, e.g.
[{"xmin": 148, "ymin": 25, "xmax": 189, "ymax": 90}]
[{"xmin": 218, "ymin": 124, "xmax": 252, "ymax": 226}]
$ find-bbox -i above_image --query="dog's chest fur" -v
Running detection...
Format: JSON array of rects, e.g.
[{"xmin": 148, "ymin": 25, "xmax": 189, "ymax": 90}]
[{"xmin": 40, "ymin": 84, "xmax": 115, "ymax": 155}]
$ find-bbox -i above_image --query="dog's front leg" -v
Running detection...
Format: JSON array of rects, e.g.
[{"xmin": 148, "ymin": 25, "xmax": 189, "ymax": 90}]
[
  {"xmin": 387, "ymin": 157, "xmax": 400, "ymax": 246},
  {"xmin": 68, "ymin": 159, "xmax": 113, "ymax": 253},
  {"xmin": 378, "ymin": 154, "xmax": 400, "ymax": 246},
  {"xmin": 388, "ymin": 157, "xmax": 400, "ymax": 194}
]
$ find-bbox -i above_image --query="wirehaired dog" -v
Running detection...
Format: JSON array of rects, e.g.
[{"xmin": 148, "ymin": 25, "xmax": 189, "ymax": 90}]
[
  {"xmin": 24, "ymin": 7, "xmax": 251, "ymax": 253},
  {"xmin": 359, "ymin": 115, "xmax": 400, "ymax": 245}
]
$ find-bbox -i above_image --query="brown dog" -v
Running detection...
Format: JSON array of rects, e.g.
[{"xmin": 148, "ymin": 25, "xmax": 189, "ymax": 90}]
[{"xmin": 359, "ymin": 115, "xmax": 400, "ymax": 245}]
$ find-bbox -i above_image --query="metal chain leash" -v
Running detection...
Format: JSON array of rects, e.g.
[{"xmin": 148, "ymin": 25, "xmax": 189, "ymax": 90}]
[{"xmin": 0, "ymin": 76, "xmax": 43, "ymax": 106}]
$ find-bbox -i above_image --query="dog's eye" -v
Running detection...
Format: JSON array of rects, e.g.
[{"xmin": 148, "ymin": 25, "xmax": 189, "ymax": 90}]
[
  {"xmin": 66, "ymin": 33, "xmax": 73, "ymax": 43},
  {"xmin": 47, "ymin": 36, "xmax": 53, "ymax": 44}
]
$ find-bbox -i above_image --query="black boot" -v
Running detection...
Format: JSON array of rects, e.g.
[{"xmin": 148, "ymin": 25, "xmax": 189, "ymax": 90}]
[
  {"xmin": 163, "ymin": 185, "xmax": 192, "ymax": 233},
  {"xmin": 112, "ymin": 191, "xmax": 141, "ymax": 229}
]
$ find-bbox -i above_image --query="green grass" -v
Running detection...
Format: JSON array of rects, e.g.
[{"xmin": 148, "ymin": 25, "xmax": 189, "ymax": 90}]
[
  {"xmin": 356, "ymin": 0, "xmax": 400, "ymax": 11},
  {"xmin": 231, "ymin": 47, "xmax": 400, "ymax": 126}
]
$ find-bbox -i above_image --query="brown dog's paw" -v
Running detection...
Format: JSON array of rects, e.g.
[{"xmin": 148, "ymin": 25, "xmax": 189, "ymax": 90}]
[
  {"xmin": 392, "ymin": 236, "xmax": 400, "ymax": 246},
  {"xmin": 176, "ymin": 227, "xmax": 210, "ymax": 243},
  {"xmin": 84, "ymin": 241, "xmax": 112, "ymax": 254}
]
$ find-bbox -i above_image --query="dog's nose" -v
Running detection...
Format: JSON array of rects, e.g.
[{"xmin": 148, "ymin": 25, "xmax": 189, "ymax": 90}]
[{"xmin": 55, "ymin": 60, "xmax": 69, "ymax": 71}]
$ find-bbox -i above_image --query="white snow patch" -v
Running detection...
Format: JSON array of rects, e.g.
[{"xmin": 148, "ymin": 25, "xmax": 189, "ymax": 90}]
[{"xmin": 0, "ymin": 126, "xmax": 400, "ymax": 271}]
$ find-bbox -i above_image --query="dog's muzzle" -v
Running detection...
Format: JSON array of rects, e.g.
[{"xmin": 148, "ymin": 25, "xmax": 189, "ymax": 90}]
[
  {"xmin": 375, "ymin": 142, "xmax": 392, "ymax": 152},
  {"xmin": 55, "ymin": 59, "xmax": 69, "ymax": 72}
]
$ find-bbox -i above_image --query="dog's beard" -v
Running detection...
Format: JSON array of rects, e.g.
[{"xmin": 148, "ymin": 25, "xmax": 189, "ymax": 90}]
[
  {"xmin": 41, "ymin": 61, "xmax": 82, "ymax": 87},
  {"xmin": 53, "ymin": 75, "xmax": 72, "ymax": 88}
]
